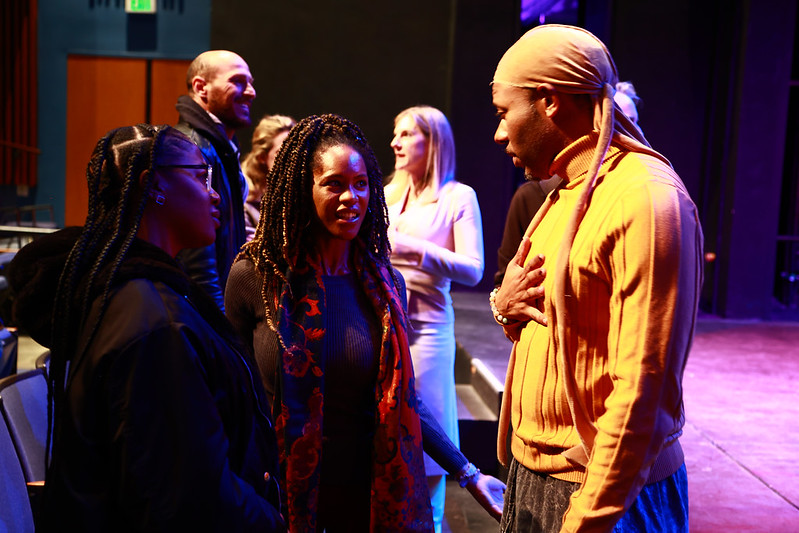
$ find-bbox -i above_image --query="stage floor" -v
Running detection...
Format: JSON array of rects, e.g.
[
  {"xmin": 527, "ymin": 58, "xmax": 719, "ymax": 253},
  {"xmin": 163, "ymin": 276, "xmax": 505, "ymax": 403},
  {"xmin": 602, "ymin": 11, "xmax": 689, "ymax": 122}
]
[{"xmin": 444, "ymin": 290, "xmax": 799, "ymax": 532}]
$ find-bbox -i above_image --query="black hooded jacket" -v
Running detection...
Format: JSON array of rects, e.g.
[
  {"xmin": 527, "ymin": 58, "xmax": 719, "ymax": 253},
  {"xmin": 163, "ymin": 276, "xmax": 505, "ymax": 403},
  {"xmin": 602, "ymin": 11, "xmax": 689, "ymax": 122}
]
[
  {"xmin": 175, "ymin": 95, "xmax": 248, "ymax": 311},
  {"xmin": 8, "ymin": 228, "xmax": 284, "ymax": 532}
]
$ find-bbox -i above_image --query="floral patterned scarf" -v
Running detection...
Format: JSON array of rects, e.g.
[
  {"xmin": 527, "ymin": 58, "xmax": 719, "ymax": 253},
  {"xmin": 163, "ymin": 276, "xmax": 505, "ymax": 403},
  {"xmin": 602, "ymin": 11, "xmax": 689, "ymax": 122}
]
[{"xmin": 274, "ymin": 242, "xmax": 432, "ymax": 532}]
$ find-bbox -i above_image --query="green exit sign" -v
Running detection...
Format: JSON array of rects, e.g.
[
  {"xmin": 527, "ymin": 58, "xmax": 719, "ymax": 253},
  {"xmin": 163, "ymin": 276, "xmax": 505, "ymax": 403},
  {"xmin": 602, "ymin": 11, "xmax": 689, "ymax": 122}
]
[{"xmin": 125, "ymin": 0, "xmax": 157, "ymax": 13}]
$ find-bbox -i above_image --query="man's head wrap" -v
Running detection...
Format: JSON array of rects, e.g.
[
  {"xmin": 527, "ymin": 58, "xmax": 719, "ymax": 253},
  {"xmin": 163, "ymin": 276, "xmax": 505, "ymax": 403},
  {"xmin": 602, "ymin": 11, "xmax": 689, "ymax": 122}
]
[
  {"xmin": 492, "ymin": 25, "xmax": 672, "ymax": 467},
  {"xmin": 493, "ymin": 24, "xmax": 659, "ymax": 159}
]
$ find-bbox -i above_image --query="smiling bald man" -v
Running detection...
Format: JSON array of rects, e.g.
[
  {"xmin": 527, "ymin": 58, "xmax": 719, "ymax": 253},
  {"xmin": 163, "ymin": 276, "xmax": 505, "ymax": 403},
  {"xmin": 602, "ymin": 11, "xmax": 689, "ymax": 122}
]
[{"xmin": 175, "ymin": 50, "xmax": 256, "ymax": 311}]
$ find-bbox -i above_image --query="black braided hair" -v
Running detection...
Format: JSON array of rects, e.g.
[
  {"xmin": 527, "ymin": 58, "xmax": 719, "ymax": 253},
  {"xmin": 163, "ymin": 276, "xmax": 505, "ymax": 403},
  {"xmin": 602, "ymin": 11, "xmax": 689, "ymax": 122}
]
[
  {"xmin": 239, "ymin": 113, "xmax": 393, "ymax": 332},
  {"xmin": 46, "ymin": 124, "xmax": 185, "ymax": 473}
]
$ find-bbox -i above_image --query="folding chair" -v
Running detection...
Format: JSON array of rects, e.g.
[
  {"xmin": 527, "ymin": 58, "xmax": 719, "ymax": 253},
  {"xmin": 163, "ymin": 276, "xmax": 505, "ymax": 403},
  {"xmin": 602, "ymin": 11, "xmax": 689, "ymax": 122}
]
[
  {"xmin": 0, "ymin": 415, "xmax": 36, "ymax": 532},
  {"xmin": 0, "ymin": 368, "xmax": 48, "ymax": 483},
  {"xmin": 34, "ymin": 350, "xmax": 50, "ymax": 380},
  {"xmin": 0, "ymin": 323, "xmax": 18, "ymax": 379}
]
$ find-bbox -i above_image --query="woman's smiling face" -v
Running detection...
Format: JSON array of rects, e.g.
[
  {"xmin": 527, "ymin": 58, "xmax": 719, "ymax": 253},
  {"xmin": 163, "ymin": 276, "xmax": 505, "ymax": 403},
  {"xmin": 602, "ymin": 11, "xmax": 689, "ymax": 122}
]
[{"xmin": 311, "ymin": 143, "xmax": 370, "ymax": 244}]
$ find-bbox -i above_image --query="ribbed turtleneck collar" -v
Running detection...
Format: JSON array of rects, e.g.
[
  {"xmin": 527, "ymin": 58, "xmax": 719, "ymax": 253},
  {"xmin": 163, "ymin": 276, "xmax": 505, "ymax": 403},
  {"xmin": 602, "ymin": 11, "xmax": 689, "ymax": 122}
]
[{"xmin": 549, "ymin": 132, "xmax": 624, "ymax": 189}]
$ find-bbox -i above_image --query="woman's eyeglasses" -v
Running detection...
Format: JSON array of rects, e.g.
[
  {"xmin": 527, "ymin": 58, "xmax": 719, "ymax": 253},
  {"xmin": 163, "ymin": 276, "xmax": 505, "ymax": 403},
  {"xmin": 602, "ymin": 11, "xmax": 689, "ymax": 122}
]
[{"xmin": 155, "ymin": 164, "xmax": 213, "ymax": 191}]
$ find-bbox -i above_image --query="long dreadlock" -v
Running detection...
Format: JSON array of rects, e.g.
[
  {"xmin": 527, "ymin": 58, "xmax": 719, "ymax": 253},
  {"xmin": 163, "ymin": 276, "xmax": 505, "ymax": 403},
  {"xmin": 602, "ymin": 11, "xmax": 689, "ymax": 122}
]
[
  {"xmin": 47, "ymin": 124, "xmax": 180, "ymax": 472},
  {"xmin": 239, "ymin": 113, "xmax": 393, "ymax": 332}
]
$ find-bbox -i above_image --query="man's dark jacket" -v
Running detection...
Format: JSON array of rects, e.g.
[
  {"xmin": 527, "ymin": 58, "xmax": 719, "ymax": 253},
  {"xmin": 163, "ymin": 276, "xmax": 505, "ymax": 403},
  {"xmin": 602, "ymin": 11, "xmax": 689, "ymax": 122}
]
[{"xmin": 175, "ymin": 95, "xmax": 248, "ymax": 310}]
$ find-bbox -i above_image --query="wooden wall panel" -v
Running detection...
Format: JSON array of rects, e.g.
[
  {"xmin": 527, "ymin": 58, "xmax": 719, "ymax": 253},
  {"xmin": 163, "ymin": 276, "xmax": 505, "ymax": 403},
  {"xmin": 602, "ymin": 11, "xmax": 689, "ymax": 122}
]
[
  {"xmin": 1, "ymin": 0, "xmax": 38, "ymax": 187},
  {"xmin": 65, "ymin": 56, "xmax": 146, "ymax": 226},
  {"xmin": 150, "ymin": 59, "xmax": 192, "ymax": 126}
]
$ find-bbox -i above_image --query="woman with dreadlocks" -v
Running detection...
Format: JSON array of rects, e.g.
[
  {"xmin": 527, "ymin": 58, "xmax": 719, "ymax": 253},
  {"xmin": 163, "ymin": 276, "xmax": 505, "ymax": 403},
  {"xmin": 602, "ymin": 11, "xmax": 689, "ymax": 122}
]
[
  {"xmin": 225, "ymin": 114, "xmax": 504, "ymax": 532},
  {"xmin": 8, "ymin": 124, "xmax": 284, "ymax": 531}
]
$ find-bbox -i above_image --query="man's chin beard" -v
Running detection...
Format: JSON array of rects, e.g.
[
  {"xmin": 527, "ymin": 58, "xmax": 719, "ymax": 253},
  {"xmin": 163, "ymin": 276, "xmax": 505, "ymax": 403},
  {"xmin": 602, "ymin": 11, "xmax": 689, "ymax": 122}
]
[{"xmin": 524, "ymin": 169, "xmax": 540, "ymax": 182}]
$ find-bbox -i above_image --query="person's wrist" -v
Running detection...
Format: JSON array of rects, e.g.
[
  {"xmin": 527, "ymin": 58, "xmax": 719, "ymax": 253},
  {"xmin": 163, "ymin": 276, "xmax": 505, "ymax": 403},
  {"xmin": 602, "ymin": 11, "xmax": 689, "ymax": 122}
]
[
  {"xmin": 456, "ymin": 462, "xmax": 481, "ymax": 488},
  {"xmin": 489, "ymin": 288, "xmax": 517, "ymax": 326}
]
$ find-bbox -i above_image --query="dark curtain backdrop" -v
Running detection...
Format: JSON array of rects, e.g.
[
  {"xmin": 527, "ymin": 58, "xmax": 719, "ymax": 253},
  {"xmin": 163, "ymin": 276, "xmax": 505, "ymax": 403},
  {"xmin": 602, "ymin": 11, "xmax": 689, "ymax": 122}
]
[{"xmin": 210, "ymin": 0, "xmax": 798, "ymax": 316}]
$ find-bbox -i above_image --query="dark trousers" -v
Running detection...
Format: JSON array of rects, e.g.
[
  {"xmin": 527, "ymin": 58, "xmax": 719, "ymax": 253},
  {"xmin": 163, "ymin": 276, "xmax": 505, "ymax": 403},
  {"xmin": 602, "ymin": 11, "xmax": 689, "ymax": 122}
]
[
  {"xmin": 500, "ymin": 459, "xmax": 580, "ymax": 533},
  {"xmin": 500, "ymin": 458, "xmax": 689, "ymax": 532}
]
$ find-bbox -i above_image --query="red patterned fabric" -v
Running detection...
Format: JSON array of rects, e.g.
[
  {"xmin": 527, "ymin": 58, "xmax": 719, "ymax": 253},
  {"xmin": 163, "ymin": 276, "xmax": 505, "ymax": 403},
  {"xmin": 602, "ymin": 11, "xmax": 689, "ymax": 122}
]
[{"xmin": 274, "ymin": 241, "xmax": 433, "ymax": 532}]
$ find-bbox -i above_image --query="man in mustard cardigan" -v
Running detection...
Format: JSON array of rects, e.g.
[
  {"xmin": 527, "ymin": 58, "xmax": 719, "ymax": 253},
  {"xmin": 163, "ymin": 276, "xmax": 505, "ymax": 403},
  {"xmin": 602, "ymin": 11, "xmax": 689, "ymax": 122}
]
[{"xmin": 489, "ymin": 25, "xmax": 703, "ymax": 532}]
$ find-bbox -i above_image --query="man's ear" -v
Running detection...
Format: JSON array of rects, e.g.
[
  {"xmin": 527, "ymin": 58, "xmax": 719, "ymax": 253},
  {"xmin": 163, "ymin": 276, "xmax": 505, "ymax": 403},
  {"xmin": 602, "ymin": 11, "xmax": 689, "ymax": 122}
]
[
  {"xmin": 537, "ymin": 83, "xmax": 560, "ymax": 118},
  {"xmin": 191, "ymin": 76, "xmax": 207, "ymax": 99}
]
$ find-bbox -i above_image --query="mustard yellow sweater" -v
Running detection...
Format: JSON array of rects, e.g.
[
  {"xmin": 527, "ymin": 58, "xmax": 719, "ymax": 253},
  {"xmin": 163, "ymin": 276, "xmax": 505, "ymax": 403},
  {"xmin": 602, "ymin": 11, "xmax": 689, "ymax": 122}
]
[{"xmin": 502, "ymin": 134, "xmax": 703, "ymax": 532}]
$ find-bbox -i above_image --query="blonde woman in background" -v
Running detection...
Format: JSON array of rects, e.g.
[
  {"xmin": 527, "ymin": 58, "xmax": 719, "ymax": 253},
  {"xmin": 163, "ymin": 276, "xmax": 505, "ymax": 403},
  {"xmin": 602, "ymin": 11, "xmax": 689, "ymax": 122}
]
[
  {"xmin": 385, "ymin": 105, "xmax": 484, "ymax": 532},
  {"xmin": 241, "ymin": 114, "xmax": 295, "ymax": 239}
]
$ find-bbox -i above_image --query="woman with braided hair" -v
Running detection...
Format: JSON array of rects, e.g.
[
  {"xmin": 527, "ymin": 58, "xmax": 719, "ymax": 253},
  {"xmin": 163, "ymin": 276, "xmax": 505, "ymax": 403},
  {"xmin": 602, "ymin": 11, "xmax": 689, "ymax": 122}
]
[
  {"xmin": 225, "ymin": 113, "xmax": 504, "ymax": 531},
  {"xmin": 8, "ymin": 124, "xmax": 284, "ymax": 531}
]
